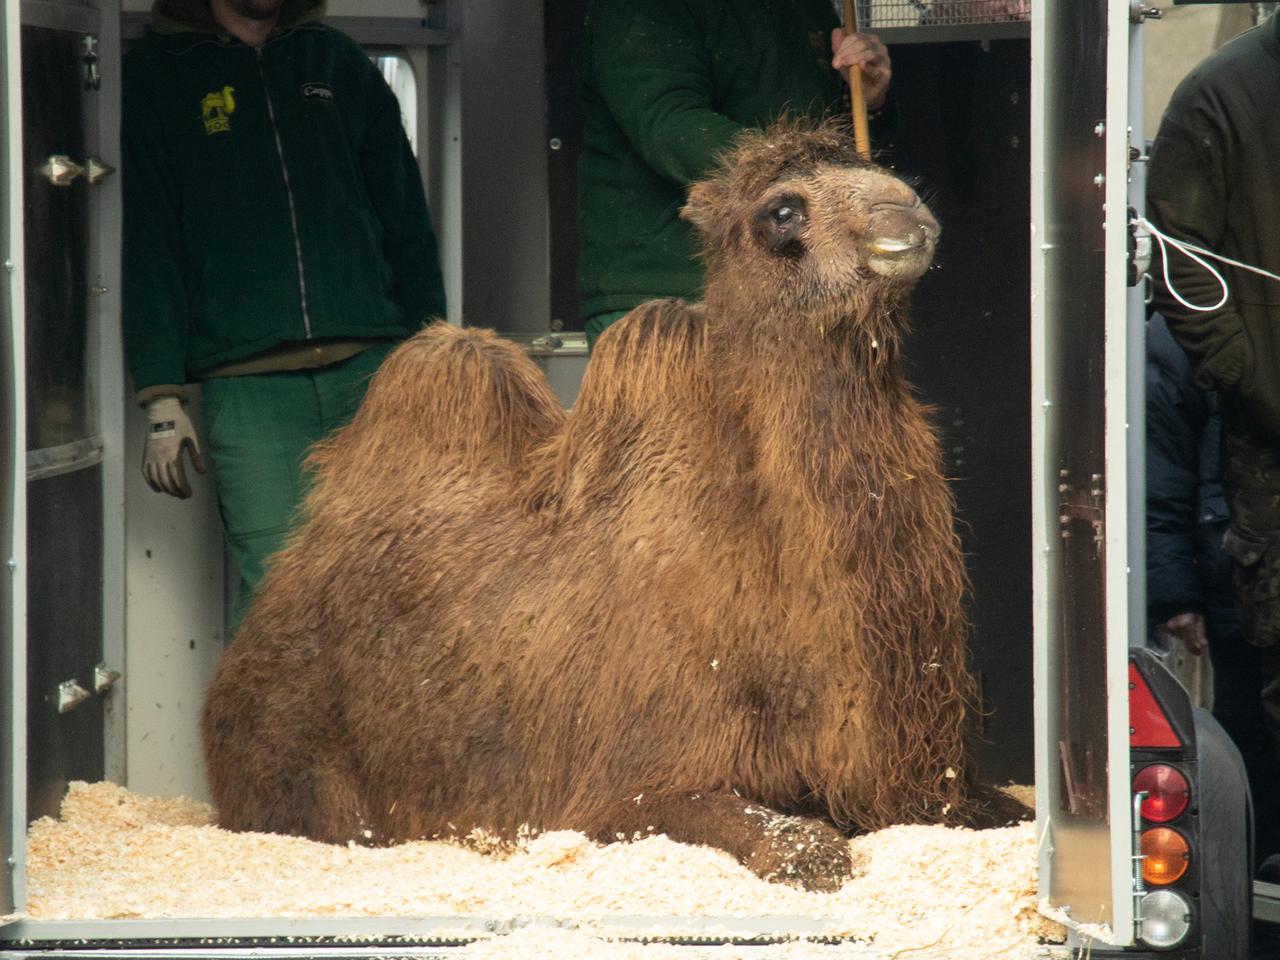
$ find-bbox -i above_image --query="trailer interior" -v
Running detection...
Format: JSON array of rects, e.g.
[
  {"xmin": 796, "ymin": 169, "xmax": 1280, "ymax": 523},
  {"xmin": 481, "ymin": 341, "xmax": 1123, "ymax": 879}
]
[{"xmin": 2, "ymin": 0, "xmax": 1276, "ymax": 956}]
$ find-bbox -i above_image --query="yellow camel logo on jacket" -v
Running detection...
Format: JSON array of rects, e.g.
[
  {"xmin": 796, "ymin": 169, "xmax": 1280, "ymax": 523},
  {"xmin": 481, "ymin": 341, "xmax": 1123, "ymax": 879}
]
[{"xmin": 202, "ymin": 86, "xmax": 236, "ymax": 135}]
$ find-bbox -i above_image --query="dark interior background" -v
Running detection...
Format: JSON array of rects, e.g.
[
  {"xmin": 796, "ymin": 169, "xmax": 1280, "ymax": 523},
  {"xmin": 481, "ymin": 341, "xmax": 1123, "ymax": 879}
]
[{"xmin": 545, "ymin": 5, "xmax": 1034, "ymax": 785}]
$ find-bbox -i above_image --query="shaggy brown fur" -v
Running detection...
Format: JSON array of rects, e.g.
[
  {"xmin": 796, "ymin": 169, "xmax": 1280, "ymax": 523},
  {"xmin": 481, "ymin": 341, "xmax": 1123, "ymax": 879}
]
[{"xmin": 202, "ymin": 118, "xmax": 1021, "ymax": 893}]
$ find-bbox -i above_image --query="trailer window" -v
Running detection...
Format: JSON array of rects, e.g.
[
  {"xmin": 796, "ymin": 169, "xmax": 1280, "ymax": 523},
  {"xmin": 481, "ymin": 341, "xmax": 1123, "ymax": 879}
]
[{"xmin": 373, "ymin": 54, "xmax": 417, "ymax": 155}]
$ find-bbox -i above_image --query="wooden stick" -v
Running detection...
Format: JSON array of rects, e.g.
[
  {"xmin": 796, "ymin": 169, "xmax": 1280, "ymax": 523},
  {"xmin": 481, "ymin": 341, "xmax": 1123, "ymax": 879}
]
[{"xmin": 841, "ymin": 0, "xmax": 872, "ymax": 161}]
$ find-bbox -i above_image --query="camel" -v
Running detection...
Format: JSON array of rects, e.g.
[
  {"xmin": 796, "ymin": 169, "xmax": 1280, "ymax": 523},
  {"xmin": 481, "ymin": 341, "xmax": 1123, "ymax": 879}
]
[{"xmin": 202, "ymin": 118, "xmax": 1018, "ymax": 892}]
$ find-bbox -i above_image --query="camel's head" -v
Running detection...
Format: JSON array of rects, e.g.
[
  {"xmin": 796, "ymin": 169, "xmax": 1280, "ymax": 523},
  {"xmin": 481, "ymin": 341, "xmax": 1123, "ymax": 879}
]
[{"xmin": 683, "ymin": 119, "xmax": 938, "ymax": 321}]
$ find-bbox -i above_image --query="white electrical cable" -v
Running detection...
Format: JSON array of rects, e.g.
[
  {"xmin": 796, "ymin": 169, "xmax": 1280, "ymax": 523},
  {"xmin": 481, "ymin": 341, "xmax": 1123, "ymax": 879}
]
[{"xmin": 1134, "ymin": 214, "xmax": 1280, "ymax": 313}]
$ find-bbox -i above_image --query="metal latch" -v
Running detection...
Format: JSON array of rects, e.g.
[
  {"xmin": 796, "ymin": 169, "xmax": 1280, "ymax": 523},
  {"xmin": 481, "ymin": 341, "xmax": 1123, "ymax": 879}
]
[
  {"xmin": 81, "ymin": 34, "xmax": 100, "ymax": 90},
  {"xmin": 1132, "ymin": 791, "xmax": 1148, "ymax": 941},
  {"xmin": 1130, "ymin": 2, "xmax": 1162, "ymax": 22},
  {"xmin": 85, "ymin": 157, "xmax": 116, "ymax": 185},
  {"xmin": 94, "ymin": 663, "xmax": 122, "ymax": 695},
  {"xmin": 38, "ymin": 155, "xmax": 84, "ymax": 186},
  {"xmin": 56, "ymin": 679, "xmax": 92, "ymax": 714}
]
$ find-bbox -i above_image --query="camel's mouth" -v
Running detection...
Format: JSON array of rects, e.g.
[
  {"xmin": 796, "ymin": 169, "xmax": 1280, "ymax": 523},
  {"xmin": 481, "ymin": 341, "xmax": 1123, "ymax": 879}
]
[
  {"xmin": 866, "ymin": 234, "xmax": 936, "ymax": 280},
  {"xmin": 863, "ymin": 201, "xmax": 939, "ymax": 280}
]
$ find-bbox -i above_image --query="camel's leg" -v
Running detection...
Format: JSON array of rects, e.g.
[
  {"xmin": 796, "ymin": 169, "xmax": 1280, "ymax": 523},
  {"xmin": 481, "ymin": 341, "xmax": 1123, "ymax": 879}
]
[{"xmin": 596, "ymin": 791, "xmax": 859, "ymax": 892}]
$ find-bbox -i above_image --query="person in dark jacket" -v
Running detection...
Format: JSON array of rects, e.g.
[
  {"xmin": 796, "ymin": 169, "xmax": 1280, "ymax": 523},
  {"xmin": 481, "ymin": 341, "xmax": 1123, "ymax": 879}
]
[
  {"xmin": 123, "ymin": 0, "xmax": 446, "ymax": 621},
  {"xmin": 576, "ymin": 0, "xmax": 894, "ymax": 348},
  {"xmin": 1146, "ymin": 313, "xmax": 1280, "ymax": 866},
  {"xmin": 1146, "ymin": 13, "xmax": 1280, "ymax": 816}
]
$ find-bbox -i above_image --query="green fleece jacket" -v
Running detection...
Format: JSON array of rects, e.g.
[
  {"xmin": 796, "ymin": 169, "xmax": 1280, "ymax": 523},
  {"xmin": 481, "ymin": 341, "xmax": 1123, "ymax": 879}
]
[
  {"xmin": 576, "ymin": 0, "xmax": 891, "ymax": 320},
  {"xmin": 122, "ymin": 0, "xmax": 445, "ymax": 394},
  {"xmin": 1147, "ymin": 15, "xmax": 1280, "ymax": 437}
]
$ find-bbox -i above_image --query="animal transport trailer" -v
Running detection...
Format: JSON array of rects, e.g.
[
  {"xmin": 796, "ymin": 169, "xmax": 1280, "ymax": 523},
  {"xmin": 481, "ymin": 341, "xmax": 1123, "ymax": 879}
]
[
  {"xmin": 0, "ymin": 0, "xmax": 1262, "ymax": 956},
  {"xmin": 1032, "ymin": 0, "xmax": 1257, "ymax": 955}
]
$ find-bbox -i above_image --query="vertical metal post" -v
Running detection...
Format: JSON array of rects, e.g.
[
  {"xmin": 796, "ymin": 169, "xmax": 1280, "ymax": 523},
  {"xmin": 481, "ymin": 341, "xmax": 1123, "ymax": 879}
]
[
  {"xmin": 95, "ymin": 0, "xmax": 127, "ymax": 785},
  {"xmin": 1104, "ymin": 0, "xmax": 1139, "ymax": 935},
  {"xmin": 1, "ymin": 0, "xmax": 28, "ymax": 915}
]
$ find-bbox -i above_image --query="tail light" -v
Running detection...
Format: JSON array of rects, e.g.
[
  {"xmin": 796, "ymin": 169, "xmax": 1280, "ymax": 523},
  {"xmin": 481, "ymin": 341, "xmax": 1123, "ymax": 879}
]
[
  {"xmin": 1129, "ymin": 656, "xmax": 1197, "ymax": 950},
  {"xmin": 1138, "ymin": 890, "xmax": 1194, "ymax": 949},
  {"xmin": 1133, "ymin": 763, "xmax": 1190, "ymax": 822},
  {"xmin": 1140, "ymin": 827, "xmax": 1190, "ymax": 885}
]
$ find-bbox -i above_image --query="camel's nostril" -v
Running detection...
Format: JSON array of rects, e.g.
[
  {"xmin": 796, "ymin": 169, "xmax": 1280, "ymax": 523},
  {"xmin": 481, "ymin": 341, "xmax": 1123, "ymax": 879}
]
[{"xmin": 870, "ymin": 200, "xmax": 918, "ymax": 214}]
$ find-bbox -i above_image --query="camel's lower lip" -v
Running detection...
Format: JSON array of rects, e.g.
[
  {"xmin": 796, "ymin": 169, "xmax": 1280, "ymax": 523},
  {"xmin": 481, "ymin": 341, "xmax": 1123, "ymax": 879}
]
[{"xmin": 868, "ymin": 236, "xmax": 930, "ymax": 255}]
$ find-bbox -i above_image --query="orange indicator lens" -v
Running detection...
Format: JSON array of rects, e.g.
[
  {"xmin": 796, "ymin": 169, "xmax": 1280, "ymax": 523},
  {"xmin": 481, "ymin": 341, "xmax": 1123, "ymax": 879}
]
[{"xmin": 1141, "ymin": 827, "xmax": 1190, "ymax": 885}]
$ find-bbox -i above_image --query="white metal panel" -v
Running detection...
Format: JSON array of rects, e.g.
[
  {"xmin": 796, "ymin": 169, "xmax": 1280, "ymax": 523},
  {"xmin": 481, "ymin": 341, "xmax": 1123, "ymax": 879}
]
[{"xmin": 123, "ymin": 388, "xmax": 226, "ymax": 803}]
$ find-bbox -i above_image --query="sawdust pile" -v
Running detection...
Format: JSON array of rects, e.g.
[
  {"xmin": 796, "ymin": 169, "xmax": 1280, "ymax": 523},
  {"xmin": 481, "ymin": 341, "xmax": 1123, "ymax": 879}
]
[{"xmin": 21, "ymin": 781, "xmax": 1064, "ymax": 958}]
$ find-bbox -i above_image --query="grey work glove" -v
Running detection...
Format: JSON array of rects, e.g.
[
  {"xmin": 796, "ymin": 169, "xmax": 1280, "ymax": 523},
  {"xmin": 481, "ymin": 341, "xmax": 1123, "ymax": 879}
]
[{"xmin": 143, "ymin": 396, "xmax": 205, "ymax": 499}]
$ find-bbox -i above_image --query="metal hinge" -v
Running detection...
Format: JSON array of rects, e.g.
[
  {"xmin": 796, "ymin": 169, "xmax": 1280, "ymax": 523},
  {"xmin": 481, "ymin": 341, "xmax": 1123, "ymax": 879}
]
[{"xmin": 1057, "ymin": 468, "xmax": 1105, "ymax": 557}]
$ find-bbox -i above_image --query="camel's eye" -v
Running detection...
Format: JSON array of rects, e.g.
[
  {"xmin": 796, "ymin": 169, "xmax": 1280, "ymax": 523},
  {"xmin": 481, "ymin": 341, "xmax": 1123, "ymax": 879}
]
[
  {"xmin": 771, "ymin": 202, "xmax": 804, "ymax": 226},
  {"xmin": 754, "ymin": 197, "xmax": 807, "ymax": 256}
]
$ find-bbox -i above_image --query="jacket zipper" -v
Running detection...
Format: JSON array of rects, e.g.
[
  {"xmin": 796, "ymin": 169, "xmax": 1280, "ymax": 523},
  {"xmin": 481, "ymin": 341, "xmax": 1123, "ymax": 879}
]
[{"xmin": 256, "ymin": 47, "xmax": 313, "ymax": 340}]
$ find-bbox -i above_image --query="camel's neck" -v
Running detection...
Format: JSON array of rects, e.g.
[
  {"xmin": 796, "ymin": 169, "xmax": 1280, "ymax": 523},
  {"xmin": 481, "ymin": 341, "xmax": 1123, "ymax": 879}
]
[
  {"xmin": 716, "ymin": 298, "xmax": 922, "ymax": 469},
  {"xmin": 707, "ymin": 294, "xmax": 947, "ymax": 570}
]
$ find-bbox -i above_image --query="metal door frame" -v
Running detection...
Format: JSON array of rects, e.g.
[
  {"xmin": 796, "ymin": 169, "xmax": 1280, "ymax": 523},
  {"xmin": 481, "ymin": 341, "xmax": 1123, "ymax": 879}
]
[
  {"xmin": 2, "ymin": 0, "xmax": 28, "ymax": 920},
  {"xmin": 4, "ymin": 0, "xmax": 121, "ymax": 915},
  {"xmin": 1031, "ymin": 0, "xmax": 1139, "ymax": 943}
]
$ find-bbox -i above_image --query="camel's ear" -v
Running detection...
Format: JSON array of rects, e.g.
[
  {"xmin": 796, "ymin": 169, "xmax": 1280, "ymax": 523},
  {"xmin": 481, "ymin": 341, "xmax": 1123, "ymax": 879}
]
[{"xmin": 680, "ymin": 180, "xmax": 723, "ymax": 238}]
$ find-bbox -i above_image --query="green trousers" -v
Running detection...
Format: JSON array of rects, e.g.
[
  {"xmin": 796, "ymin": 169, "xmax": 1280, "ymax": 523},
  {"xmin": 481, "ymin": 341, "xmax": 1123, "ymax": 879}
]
[
  {"xmin": 201, "ymin": 342, "xmax": 394, "ymax": 627},
  {"xmin": 584, "ymin": 310, "xmax": 631, "ymax": 351}
]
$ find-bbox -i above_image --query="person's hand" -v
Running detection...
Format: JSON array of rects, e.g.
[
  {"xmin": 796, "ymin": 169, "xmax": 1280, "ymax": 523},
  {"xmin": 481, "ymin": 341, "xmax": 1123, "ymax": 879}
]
[
  {"xmin": 1157, "ymin": 612, "xmax": 1208, "ymax": 656},
  {"xmin": 143, "ymin": 395, "xmax": 205, "ymax": 499},
  {"xmin": 831, "ymin": 29, "xmax": 891, "ymax": 112}
]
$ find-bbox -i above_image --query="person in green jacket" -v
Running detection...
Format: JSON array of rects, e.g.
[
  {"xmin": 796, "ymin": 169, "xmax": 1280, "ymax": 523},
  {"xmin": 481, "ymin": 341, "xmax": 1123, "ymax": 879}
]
[
  {"xmin": 123, "ymin": 0, "xmax": 446, "ymax": 624},
  {"xmin": 576, "ymin": 0, "xmax": 894, "ymax": 348}
]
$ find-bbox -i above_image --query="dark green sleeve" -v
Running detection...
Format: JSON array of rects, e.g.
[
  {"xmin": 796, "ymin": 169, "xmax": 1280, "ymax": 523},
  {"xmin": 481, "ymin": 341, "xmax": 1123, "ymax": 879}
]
[
  {"xmin": 357, "ymin": 56, "xmax": 446, "ymax": 327},
  {"xmin": 122, "ymin": 55, "xmax": 191, "ymax": 393},
  {"xmin": 584, "ymin": 0, "xmax": 745, "ymax": 186},
  {"xmin": 1147, "ymin": 109, "xmax": 1250, "ymax": 393}
]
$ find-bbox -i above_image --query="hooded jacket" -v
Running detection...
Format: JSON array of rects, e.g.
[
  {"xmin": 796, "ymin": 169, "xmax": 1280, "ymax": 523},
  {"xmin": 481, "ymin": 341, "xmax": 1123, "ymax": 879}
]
[
  {"xmin": 122, "ymin": 0, "xmax": 446, "ymax": 396},
  {"xmin": 1147, "ymin": 15, "xmax": 1280, "ymax": 438}
]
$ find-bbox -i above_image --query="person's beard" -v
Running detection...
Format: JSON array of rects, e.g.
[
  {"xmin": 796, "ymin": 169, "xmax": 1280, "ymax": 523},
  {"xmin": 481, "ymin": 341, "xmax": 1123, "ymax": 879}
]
[{"xmin": 227, "ymin": 0, "xmax": 285, "ymax": 22}]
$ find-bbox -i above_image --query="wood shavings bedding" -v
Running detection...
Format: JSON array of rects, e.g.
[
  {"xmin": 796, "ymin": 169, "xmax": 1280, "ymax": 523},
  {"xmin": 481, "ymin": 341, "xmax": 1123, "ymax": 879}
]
[{"xmin": 19, "ymin": 781, "xmax": 1065, "ymax": 959}]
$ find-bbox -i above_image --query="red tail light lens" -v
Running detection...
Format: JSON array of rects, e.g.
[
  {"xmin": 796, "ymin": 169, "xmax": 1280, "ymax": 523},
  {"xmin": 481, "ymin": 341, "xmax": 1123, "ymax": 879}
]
[
  {"xmin": 1133, "ymin": 764, "xmax": 1191, "ymax": 822},
  {"xmin": 1129, "ymin": 663, "xmax": 1182, "ymax": 748}
]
